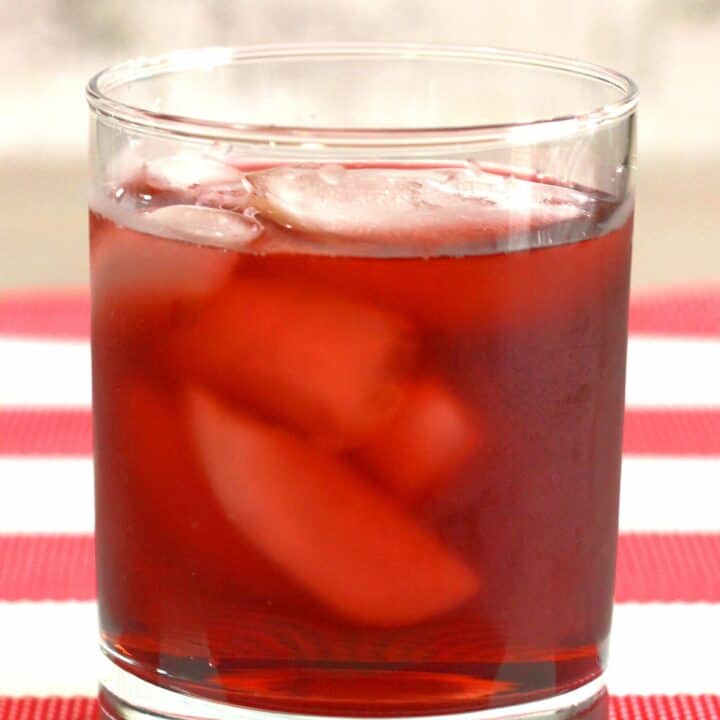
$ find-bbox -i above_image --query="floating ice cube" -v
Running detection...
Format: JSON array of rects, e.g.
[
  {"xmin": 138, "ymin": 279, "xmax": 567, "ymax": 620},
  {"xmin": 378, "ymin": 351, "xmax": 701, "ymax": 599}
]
[
  {"xmin": 140, "ymin": 205, "xmax": 262, "ymax": 248},
  {"xmin": 107, "ymin": 147, "xmax": 146, "ymax": 188},
  {"xmin": 145, "ymin": 153, "xmax": 245, "ymax": 190},
  {"xmin": 245, "ymin": 164, "xmax": 589, "ymax": 250}
]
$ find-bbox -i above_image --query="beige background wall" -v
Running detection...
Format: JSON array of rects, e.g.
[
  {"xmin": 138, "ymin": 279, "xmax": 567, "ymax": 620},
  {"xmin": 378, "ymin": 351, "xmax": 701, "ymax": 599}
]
[{"xmin": 2, "ymin": 0, "xmax": 718, "ymax": 291}]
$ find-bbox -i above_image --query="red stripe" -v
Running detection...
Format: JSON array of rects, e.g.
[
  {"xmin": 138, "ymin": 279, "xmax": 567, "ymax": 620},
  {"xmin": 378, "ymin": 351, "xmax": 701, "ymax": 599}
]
[
  {"xmin": 0, "ymin": 291, "xmax": 90, "ymax": 340},
  {"xmin": 623, "ymin": 411, "xmax": 720, "ymax": 456},
  {"xmin": 0, "ymin": 698, "xmax": 97, "ymax": 720},
  {"xmin": 0, "ymin": 697, "xmax": 718, "ymax": 720},
  {"xmin": 616, "ymin": 534, "xmax": 720, "ymax": 603},
  {"xmin": 610, "ymin": 696, "xmax": 720, "ymax": 720},
  {"xmin": 1, "ymin": 289, "xmax": 719, "ymax": 340},
  {"xmin": 3, "ymin": 409, "xmax": 718, "ymax": 457},
  {"xmin": 0, "ymin": 412, "xmax": 93, "ymax": 456},
  {"xmin": 2, "ymin": 533, "xmax": 718, "ymax": 603},
  {"xmin": 629, "ymin": 289, "xmax": 720, "ymax": 337},
  {"xmin": 0, "ymin": 536, "xmax": 95, "ymax": 601}
]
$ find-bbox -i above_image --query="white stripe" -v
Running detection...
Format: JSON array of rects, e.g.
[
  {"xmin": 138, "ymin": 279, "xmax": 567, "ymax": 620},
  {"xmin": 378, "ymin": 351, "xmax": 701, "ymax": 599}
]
[
  {"xmin": 0, "ymin": 602, "xmax": 717, "ymax": 695},
  {"xmin": 0, "ymin": 338, "xmax": 91, "ymax": 408},
  {"xmin": 0, "ymin": 601, "xmax": 98, "ymax": 695},
  {"xmin": 625, "ymin": 336, "xmax": 720, "ymax": 408},
  {"xmin": 2, "ymin": 336, "xmax": 720, "ymax": 410},
  {"xmin": 0, "ymin": 458, "xmax": 94, "ymax": 533},
  {"xmin": 607, "ymin": 603, "xmax": 720, "ymax": 693},
  {"xmin": 620, "ymin": 456, "xmax": 720, "ymax": 532},
  {"xmin": 1, "ymin": 456, "xmax": 717, "ymax": 535}
]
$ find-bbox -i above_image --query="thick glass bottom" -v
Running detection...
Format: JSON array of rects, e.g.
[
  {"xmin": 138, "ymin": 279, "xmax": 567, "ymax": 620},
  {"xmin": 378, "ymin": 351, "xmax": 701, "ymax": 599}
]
[{"xmin": 99, "ymin": 658, "xmax": 608, "ymax": 720}]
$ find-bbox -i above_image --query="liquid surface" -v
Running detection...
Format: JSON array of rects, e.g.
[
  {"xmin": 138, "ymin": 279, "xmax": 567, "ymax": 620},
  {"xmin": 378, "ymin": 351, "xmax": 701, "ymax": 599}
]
[{"xmin": 91, "ymin": 157, "xmax": 632, "ymax": 716}]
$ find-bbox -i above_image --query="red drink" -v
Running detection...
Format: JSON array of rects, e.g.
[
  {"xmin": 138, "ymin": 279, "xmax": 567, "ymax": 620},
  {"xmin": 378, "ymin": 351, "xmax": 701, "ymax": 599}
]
[{"xmin": 91, "ymin": 160, "xmax": 631, "ymax": 717}]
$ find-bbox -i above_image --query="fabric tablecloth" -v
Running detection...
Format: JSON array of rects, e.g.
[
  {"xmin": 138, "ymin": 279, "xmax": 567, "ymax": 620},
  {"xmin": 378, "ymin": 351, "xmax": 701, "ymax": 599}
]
[{"xmin": 0, "ymin": 288, "xmax": 718, "ymax": 720}]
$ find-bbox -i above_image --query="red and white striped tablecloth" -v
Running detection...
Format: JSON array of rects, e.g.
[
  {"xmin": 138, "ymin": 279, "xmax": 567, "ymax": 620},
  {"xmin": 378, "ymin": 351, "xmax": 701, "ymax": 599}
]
[{"xmin": 1, "ymin": 288, "xmax": 719, "ymax": 720}]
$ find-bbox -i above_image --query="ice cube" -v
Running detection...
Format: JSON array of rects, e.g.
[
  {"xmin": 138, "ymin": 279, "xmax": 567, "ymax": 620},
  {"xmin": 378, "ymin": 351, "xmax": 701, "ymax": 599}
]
[
  {"xmin": 361, "ymin": 379, "xmax": 482, "ymax": 498},
  {"xmin": 195, "ymin": 181, "xmax": 254, "ymax": 212},
  {"xmin": 168, "ymin": 275, "xmax": 415, "ymax": 447},
  {"xmin": 245, "ymin": 164, "xmax": 587, "ymax": 252},
  {"xmin": 107, "ymin": 147, "xmax": 146, "ymax": 189},
  {"xmin": 145, "ymin": 153, "xmax": 245, "ymax": 191},
  {"xmin": 139, "ymin": 205, "xmax": 262, "ymax": 249},
  {"xmin": 188, "ymin": 388, "xmax": 479, "ymax": 626}
]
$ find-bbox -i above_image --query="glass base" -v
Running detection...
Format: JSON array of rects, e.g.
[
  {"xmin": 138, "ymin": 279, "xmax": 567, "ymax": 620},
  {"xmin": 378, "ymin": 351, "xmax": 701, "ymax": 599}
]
[{"xmin": 98, "ymin": 657, "xmax": 608, "ymax": 720}]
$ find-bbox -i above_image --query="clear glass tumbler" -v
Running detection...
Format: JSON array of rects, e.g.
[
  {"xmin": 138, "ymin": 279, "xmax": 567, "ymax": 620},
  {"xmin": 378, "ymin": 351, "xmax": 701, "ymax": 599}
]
[{"xmin": 87, "ymin": 43, "xmax": 637, "ymax": 720}]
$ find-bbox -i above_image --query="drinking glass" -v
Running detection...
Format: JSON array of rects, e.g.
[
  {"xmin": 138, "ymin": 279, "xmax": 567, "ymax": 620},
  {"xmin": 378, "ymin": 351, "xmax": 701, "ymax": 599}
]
[{"xmin": 87, "ymin": 43, "xmax": 637, "ymax": 720}]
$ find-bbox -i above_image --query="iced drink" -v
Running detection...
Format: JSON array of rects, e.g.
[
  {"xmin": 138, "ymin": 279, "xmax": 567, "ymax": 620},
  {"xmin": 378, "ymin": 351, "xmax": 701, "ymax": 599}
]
[{"xmin": 92, "ymin": 158, "xmax": 631, "ymax": 716}]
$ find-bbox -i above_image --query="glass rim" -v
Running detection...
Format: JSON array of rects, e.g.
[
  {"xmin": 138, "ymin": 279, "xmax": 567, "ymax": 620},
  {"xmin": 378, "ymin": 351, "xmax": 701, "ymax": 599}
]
[{"xmin": 86, "ymin": 42, "xmax": 639, "ymax": 149}]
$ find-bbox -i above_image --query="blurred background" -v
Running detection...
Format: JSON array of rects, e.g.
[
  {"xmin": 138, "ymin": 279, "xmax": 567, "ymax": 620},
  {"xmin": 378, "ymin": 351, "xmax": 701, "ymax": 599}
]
[{"xmin": 1, "ymin": 0, "xmax": 718, "ymax": 290}]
